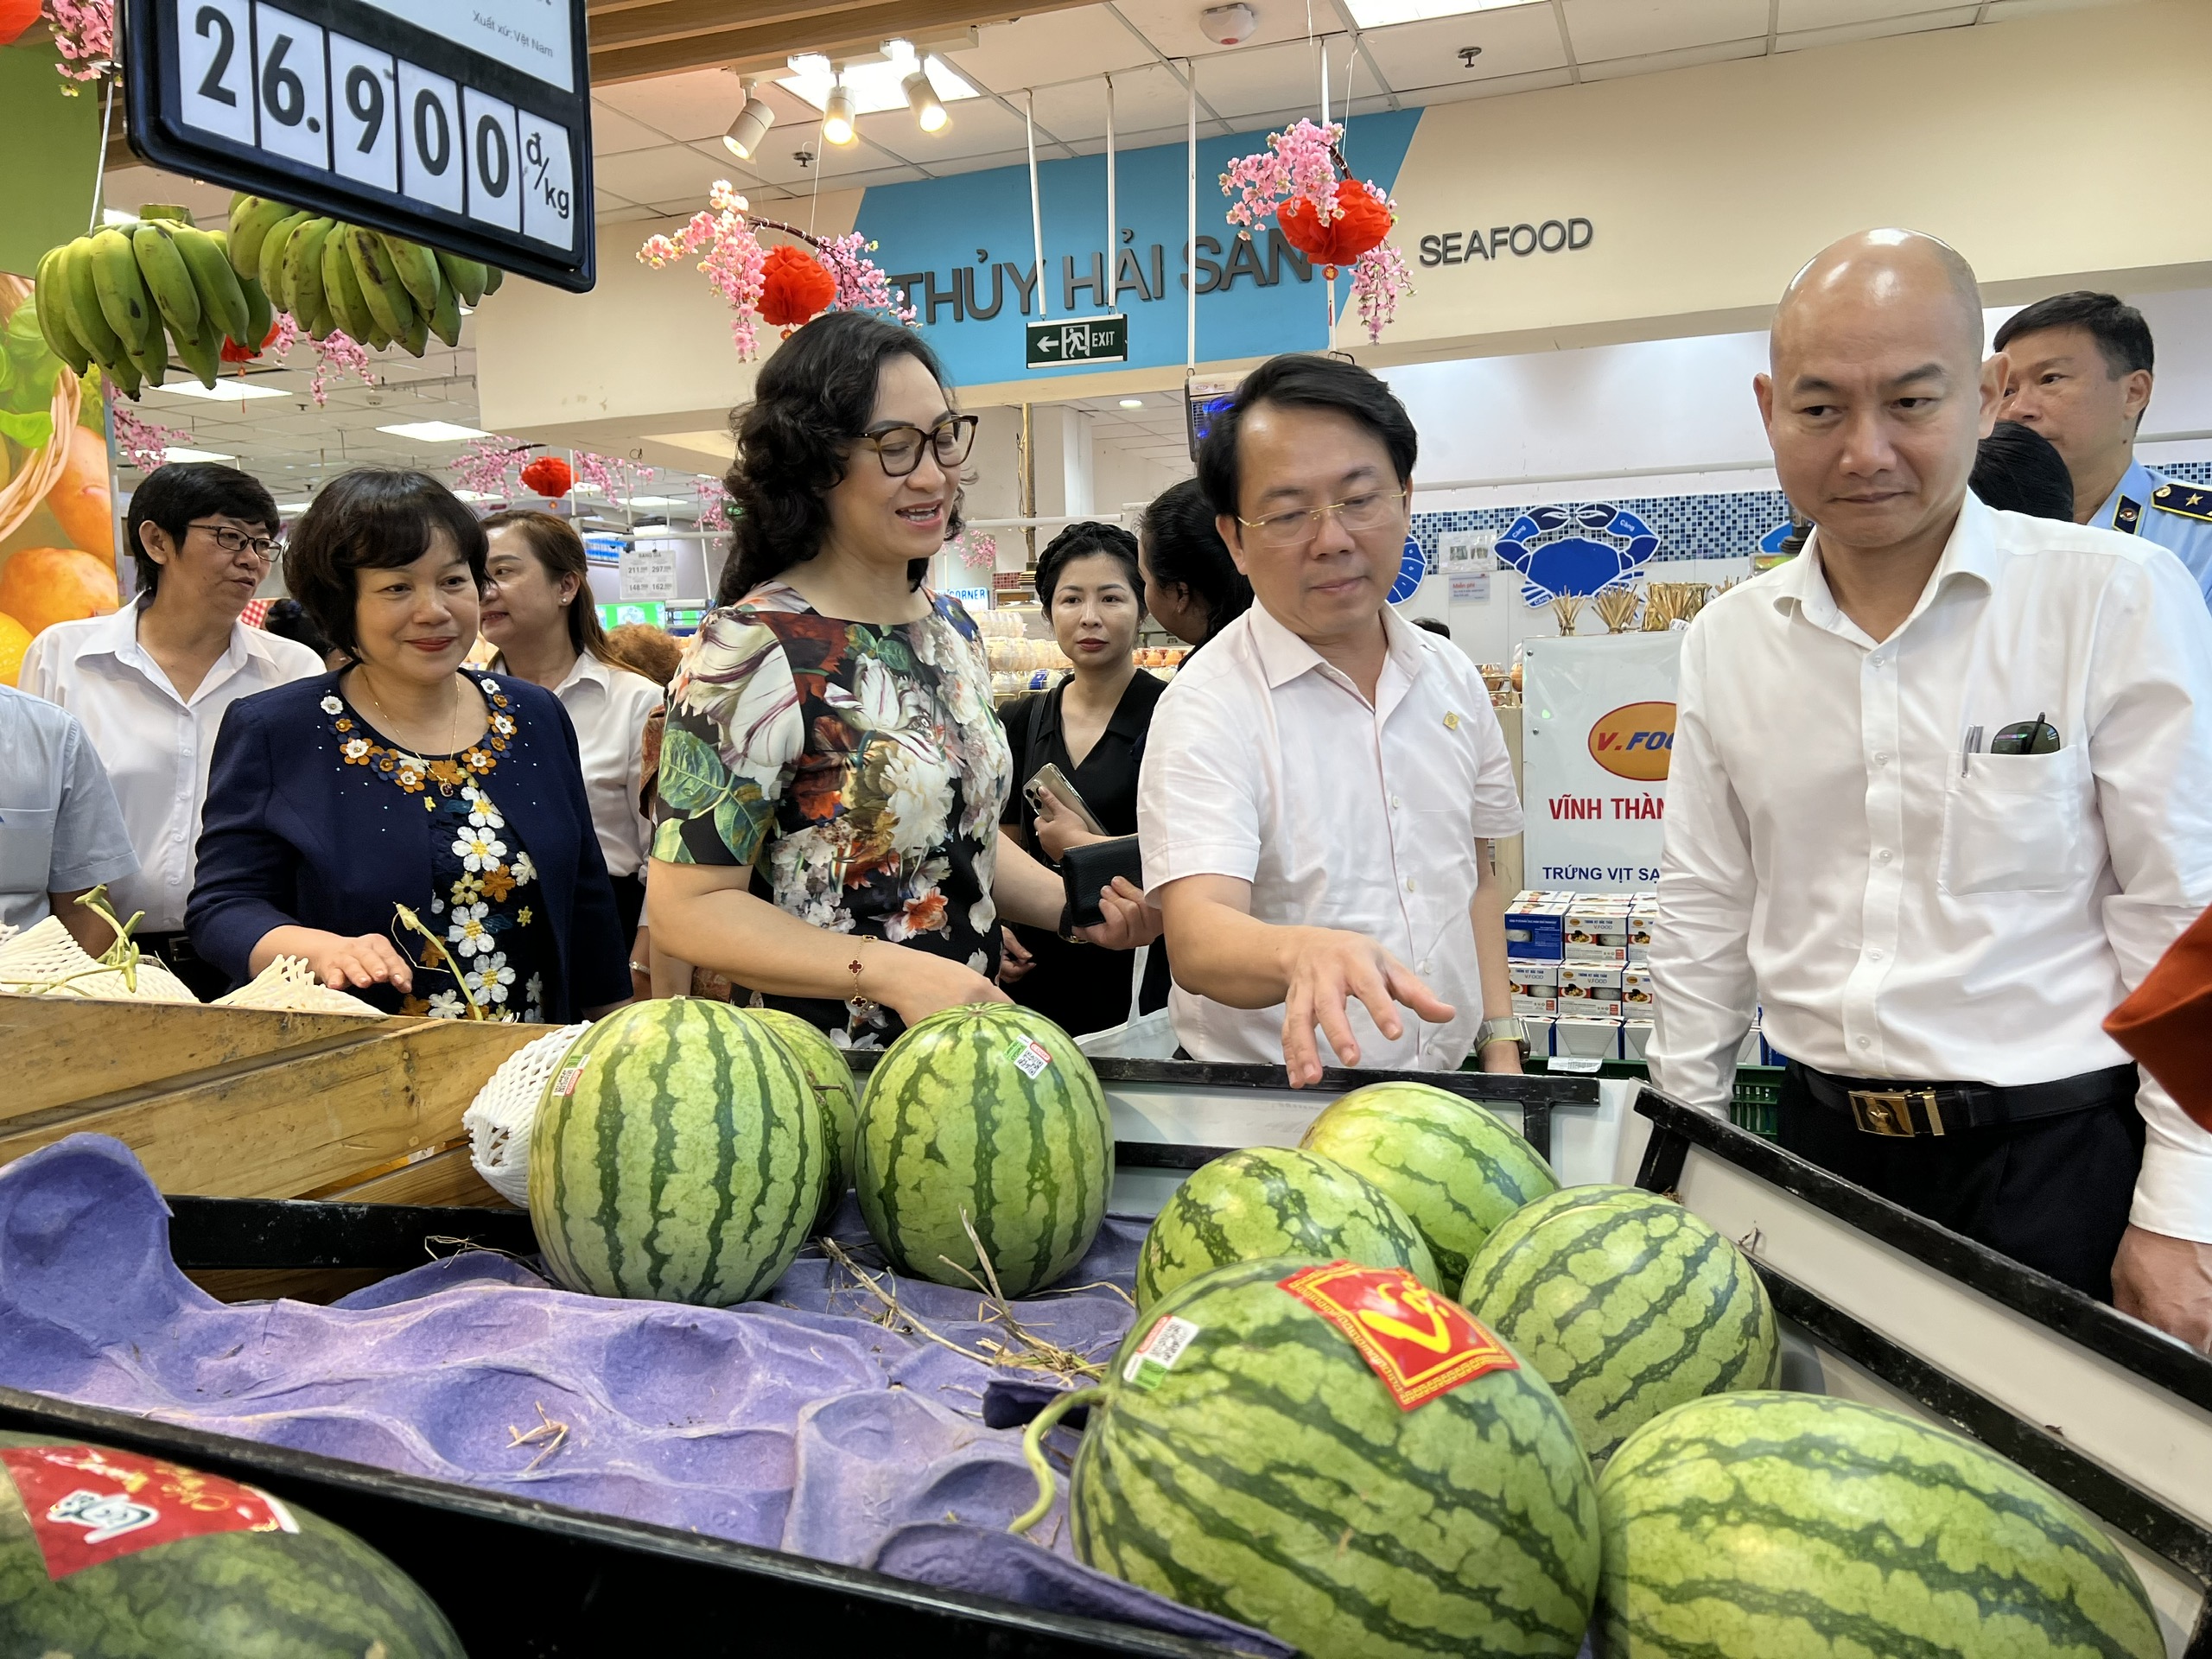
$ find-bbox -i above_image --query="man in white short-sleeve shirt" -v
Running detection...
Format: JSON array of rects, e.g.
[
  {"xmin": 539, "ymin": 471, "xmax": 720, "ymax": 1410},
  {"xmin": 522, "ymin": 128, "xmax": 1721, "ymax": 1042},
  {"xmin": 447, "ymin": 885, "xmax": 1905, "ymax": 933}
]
[
  {"xmin": 1649, "ymin": 229, "xmax": 2212, "ymax": 1350},
  {"xmin": 1135, "ymin": 353, "xmax": 1526, "ymax": 1084}
]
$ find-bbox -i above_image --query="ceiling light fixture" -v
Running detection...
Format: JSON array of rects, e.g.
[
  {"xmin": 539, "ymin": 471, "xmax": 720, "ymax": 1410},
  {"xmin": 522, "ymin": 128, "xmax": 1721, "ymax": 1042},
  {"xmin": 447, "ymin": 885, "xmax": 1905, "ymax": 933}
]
[
  {"xmin": 451, "ymin": 488, "xmax": 505, "ymax": 503},
  {"xmin": 822, "ymin": 70, "xmax": 858, "ymax": 146},
  {"xmin": 722, "ymin": 76, "xmax": 776, "ymax": 160},
  {"xmin": 1118, "ymin": 397, "xmax": 1144, "ymax": 408},
  {"xmin": 779, "ymin": 47, "xmax": 977, "ymax": 124},
  {"xmin": 375, "ymin": 420, "xmax": 490, "ymax": 441},
  {"xmin": 904, "ymin": 67, "xmax": 949, "ymax": 133},
  {"xmin": 149, "ymin": 378, "xmax": 288, "ymax": 402},
  {"xmin": 161, "ymin": 446, "xmax": 236, "ymax": 463},
  {"xmin": 1341, "ymin": 0, "xmax": 1522, "ymax": 28}
]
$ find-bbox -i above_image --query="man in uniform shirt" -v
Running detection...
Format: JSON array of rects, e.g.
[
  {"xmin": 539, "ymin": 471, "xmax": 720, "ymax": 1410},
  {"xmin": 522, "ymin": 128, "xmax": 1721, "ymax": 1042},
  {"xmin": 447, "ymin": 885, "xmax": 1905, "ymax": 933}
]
[
  {"xmin": 1993, "ymin": 290, "xmax": 2212, "ymax": 606},
  {"xmin": 1135, "ymin": 353, "xmax": 1527, "ymax": 1085},
  {"xmin": 1649, "ymin": 230, "xmax": 2212, "ymax": 1351}
]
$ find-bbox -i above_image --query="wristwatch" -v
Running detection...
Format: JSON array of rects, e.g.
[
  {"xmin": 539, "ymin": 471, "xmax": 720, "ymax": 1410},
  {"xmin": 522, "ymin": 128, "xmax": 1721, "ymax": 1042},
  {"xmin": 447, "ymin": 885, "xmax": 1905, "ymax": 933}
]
[{"xmin": 1474, "ymin": 1016, "xmax": 1530, "ymax": 1059}]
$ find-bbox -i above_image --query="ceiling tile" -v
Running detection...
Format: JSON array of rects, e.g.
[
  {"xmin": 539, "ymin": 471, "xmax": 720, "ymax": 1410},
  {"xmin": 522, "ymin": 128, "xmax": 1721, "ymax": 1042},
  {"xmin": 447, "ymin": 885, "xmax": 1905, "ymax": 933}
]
[
  {"xmin": 1778, "ymin": 5, "xmax": 1976, "ymax": 49},
  {"xmin": 592, "ymin": 67, "xmax": 747, "ymax": 144},
  {"xmin": 1170, "ymin": 38, "xmax": 1331, "ymax": 123},
  {"xmin": 1777, "ymin": 0, "xmax": 1956, "ymax": 23},
  {"xmin": 1029, "ymin": 60, "xmax": 1197, "ymax": 142},
  {"xmin": 1576, "ymin": 35, "xmax": 1768, "ymax": 79},
  {"xmin": 951, "ymin": 12, "xmax": 1158, "ymax": 89},
  {"xmin": 103, "ymin": 164, "xmax": 235, "ymax": 226},
  {"xmin": 594, "ymin": 143, "xmax": 736, "ymax": 208},
  {"xmin": 1391, "ymin": 65, "xmax": 1575, "ymax": 103},
  {"xmin": 1978, "ymin": 0, "xmax": 2135, "ymax": 20},
  {"xmin": 1358, "ymin": 6, "xmax": 1569, "ymax": 93},
  {"xmin": 1108, "ymin": 0, "xmax": 1343, "ymax": 61},
  {"xmin": 1560, "ymin": 0, "xmax": 1768, "ymax": 63},
  {"xmin": 590, "ymin": 102, "xmax": 681, "ymax": 155},
  {"xmin": 849, "ymin": 96, "xmax": 1032, "ymax": 162}
]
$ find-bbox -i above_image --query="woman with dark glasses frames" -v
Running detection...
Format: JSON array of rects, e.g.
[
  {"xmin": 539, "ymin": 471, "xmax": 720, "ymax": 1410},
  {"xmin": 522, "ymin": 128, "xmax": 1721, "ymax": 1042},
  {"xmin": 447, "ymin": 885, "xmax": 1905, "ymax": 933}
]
[
  {"xmin": 646, "ymin": 310, "xmax": 1151, "ymax": 1047},
  {"xmin": 19, "ymin": 461, "xmax": 323, "ymax": 999}
]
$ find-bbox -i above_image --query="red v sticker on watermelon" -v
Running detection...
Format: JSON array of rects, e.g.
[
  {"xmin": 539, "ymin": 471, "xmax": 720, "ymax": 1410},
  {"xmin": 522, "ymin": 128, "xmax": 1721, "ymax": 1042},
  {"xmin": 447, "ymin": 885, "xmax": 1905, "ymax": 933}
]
[
  {"xmin": 1278, "ymin": 1262, "xmax": 1517, "ymax": 1410},
  {"xmin": 0, "ymin": 1445, "xmax": 297, "ymax": 1580}
]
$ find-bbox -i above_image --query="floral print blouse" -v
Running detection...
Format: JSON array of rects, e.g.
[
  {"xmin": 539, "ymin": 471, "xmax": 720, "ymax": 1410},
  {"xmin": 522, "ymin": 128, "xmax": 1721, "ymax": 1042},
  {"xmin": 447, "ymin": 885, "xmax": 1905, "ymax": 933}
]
[
  {"xmin": 325, "ymin": 677, "xmax": 551, "ymax": 1021},
  {"xmin": 651, "ymin": 582, "xmax": 1009, "ymax": 1046}
]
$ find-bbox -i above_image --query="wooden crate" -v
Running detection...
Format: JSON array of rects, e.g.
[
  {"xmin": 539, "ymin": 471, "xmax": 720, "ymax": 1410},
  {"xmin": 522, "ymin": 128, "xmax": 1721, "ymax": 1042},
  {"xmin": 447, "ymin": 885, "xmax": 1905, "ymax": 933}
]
[{"xmin": 1, "ymin": 994, "xmax": 539, "ymax": 1209}]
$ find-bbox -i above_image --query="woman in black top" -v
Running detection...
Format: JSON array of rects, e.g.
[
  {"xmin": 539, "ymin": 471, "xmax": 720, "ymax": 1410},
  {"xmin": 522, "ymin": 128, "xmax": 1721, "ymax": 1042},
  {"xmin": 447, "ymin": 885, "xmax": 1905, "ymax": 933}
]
[{"xmin": 999, "ymin": 522, "xmax": 1164, "ymax": 1035}]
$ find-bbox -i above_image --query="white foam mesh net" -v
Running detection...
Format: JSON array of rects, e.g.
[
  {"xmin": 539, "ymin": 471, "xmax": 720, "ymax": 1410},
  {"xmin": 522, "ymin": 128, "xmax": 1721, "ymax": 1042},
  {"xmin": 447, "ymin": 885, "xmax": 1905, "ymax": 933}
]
[
  {"xmin": 464, "ymin": 1022, "xmax": 590, "ymax": 1208},
  {"xmin": 0, "ymin": 918, "xmax": 199, "ymax": 1004},
  {"xmin": 212, "ymin": 956, "xmax": 384, "ymax": 1016}
]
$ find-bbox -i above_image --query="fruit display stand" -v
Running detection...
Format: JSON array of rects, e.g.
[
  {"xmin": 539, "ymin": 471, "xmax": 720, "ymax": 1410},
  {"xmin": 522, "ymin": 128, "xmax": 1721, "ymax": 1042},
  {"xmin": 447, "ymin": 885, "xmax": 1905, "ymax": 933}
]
[
  {"xmin": 0, "ymin": 1056, "xmax": 1598, "ymax": 1656},
  {"xmin": 1633, "ymin": 1090, "xmax": 2212, "ymax": 1657},
  {"xmin": 0, "ymin": 992, "xmax": 538, "ymax": 1299}
]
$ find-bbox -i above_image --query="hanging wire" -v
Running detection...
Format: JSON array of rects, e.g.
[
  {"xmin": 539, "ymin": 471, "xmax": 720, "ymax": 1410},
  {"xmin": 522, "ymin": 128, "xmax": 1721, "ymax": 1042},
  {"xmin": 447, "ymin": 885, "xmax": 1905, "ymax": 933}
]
[
  {"xmin": 1185, "ymin": 61, "xmax": 1197, "ymax": 369},
  {"xmin": 1103, "ymin": 74, "xmax": 1116, "ymax": 315},
  {"xmin": 89, "ymin": 77, "xmax": 115, "ymax": 232},
  {"xmin": 1025, "ymin": 89, "xmax": 1050, "ymax": 320}
]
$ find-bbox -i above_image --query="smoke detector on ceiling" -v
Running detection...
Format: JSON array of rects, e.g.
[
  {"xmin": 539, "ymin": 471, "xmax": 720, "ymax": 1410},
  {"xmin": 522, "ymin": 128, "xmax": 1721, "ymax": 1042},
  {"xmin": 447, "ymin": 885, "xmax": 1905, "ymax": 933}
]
[{"xmin": 1200, "ymin": 3, "xmax": 1257, "ymax": 45}]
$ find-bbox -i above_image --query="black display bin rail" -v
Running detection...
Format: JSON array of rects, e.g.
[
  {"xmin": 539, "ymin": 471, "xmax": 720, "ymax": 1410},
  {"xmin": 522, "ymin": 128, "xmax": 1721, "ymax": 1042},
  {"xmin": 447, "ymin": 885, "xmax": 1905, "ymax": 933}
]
[
  {"xmin": 0, "ymin": 1058, "xmax": 1598, "ymax": 1656},
  {"xmin": 1633, "ymin": 1087, "xmax": 2212, "ymax": 1659}
]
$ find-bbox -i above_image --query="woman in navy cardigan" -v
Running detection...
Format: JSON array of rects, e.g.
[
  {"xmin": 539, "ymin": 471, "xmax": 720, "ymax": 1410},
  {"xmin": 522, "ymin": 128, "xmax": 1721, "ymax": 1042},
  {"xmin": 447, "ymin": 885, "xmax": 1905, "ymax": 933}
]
[{"xmin": 188, "ymin": 469, "xmax": 630, "ymax": 1022}]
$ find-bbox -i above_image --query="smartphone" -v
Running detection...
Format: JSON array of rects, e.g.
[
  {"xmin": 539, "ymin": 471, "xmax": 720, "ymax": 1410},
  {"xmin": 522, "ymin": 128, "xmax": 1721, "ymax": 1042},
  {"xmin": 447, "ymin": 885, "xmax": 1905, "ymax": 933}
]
[{"xmin": 1023, "ymin": 763, "xmax": 1107, "ymax": 836}]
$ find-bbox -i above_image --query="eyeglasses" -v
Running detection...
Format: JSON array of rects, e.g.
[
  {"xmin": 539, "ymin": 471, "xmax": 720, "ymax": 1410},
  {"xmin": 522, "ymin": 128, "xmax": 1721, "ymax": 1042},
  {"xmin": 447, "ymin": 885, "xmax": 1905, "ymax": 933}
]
[
  {"xmin": 189, "ymin": 521, "xmax": 280, "ymax": 563},
  {"xmin": 1235, "ymin": 489, "xmax": 1407, "ymax": 550},
  {"xmin": 857, "ymin": 416, "xmax": 980, "ymax": 477}
]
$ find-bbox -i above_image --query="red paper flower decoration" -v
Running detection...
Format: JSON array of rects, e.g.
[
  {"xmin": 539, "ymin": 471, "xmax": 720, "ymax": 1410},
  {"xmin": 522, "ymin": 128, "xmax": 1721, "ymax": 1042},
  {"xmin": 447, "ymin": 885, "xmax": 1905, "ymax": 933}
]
[
  {"xmin": 1276, "ymin": 181, "xmax": 1394, "ymax": 278},
  {"xmin": 520, "ymin": 455, "xmax": 575, "ymax": 498},
  {"xmin": 0, "ymin": 0, "xmax": 44, "ymax": 47},
  {"xmin": 758, "ymin": 244, "xmax": 838, "ymax": 330},
  {"xmin": 219, "ymin": 321, "xmax": 283, "ymax": 363}
]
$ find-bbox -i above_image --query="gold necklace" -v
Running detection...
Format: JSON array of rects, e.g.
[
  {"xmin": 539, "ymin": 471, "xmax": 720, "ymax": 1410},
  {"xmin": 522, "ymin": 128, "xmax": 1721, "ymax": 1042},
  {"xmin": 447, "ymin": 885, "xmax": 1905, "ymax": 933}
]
[{"xmin": 356, "ymin": 665, "xmax": 463, "ymax": 760}]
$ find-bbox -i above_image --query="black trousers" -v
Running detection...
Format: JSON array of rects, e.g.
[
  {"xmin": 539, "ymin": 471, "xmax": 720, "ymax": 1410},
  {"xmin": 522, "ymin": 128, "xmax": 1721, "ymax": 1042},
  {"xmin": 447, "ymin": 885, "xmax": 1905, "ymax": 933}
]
[
  {"xmin": 136, "ymin": 930, "xmax": 230, "ymax": 1003},
  {"xmin": 609, "ymin": 872, "xmax": 646, "ymax": 944},
  {"xmin": 1777, "ymin": 1064, "xmax": 2144, "ymax": 1301}
]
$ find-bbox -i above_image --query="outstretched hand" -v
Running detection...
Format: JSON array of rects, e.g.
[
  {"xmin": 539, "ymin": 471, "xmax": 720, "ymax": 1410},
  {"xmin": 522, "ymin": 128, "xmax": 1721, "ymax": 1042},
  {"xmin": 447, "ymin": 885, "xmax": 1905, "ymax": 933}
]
[
  {"xmin": 1079, "ymin": 877, "xmax": 1163, "ymax": 951},
  {"xmin": 1280, "ymin": 927, "xmax": 1455, "ymax": 1087}
]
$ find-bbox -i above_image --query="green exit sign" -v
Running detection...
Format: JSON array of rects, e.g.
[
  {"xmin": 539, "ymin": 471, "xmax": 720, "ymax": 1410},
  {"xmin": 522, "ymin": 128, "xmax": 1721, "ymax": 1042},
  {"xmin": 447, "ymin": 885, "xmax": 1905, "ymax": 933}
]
[{"xmin": 1026, "ymin": 313, "xmax": 1128, "ymax": 371}]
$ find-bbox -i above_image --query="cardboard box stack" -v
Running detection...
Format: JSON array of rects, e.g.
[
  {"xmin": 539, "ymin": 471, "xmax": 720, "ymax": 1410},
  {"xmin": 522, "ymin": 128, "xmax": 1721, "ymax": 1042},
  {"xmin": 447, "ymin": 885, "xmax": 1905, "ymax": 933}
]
[{"xmin": 1503, "ymin": 889, "xmax": 1775, "ymax": 1065}]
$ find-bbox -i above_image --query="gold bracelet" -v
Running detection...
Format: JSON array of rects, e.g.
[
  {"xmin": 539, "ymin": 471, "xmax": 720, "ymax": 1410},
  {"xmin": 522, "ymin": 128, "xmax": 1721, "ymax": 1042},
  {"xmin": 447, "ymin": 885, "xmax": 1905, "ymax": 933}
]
[{"xmin": 847, "ymin": 935, "xmax": 876, "ymax": 1010}]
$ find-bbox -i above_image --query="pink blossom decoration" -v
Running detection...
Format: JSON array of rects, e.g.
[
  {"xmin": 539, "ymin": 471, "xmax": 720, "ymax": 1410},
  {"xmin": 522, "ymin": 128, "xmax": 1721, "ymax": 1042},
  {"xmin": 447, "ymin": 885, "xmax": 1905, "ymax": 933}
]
[
  {"xmin": 453, "ymin": 437, "xmax": 531, "ymax": 499},
  {"xmin": 45, "ymin": 0, "xmax": 114, "ymax": 89},
  {"xmin": 695, "ymin": 480, "xmax": 730, "ymax": 534},
  {"xmin": 1218, "ymin": 117, "xmax": 1414, "ymax": 345},
  {"xmin": 106, "ymin": 389, "xmax": 194, "ymax": 474},
  {"xmin": 573, "ymin": 450, "xmax": 652, "ymax": 502},
  {"xmin": 959, "ymin": 531, "xmax": 996, "ymax": 571},
  {"xmin": 638, "ymin": 182, "xmax": 915, "ymax": 359},
  {"xmin": 306, "ymin": 331, "xmax": 374, "ymax": 407}
]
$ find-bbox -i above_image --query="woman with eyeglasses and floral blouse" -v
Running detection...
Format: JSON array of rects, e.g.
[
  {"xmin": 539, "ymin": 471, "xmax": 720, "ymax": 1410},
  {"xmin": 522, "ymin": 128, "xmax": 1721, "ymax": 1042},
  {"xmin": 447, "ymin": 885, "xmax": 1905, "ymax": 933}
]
[{"xmin": 647, "ymin": 311, "xmax": 1154, "ymax": 1048}]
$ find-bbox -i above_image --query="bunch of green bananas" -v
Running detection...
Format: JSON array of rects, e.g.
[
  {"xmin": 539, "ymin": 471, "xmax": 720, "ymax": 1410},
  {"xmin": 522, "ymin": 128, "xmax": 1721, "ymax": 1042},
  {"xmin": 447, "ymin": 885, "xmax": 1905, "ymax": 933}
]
[
  {"xmin": 29, "ymin": 206, "xmax": 270, "ymax": 399},
  {"xmin": 227, "ymin": 193, "xmax": 503, "ymax": 358}
]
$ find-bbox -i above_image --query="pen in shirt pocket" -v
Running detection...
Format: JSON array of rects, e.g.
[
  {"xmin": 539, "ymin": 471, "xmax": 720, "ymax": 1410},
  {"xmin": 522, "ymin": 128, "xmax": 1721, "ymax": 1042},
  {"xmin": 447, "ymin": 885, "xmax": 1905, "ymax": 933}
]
[{"xmin": 1959, "ymin": 723, "xmax": 1982, "ymax": 779}]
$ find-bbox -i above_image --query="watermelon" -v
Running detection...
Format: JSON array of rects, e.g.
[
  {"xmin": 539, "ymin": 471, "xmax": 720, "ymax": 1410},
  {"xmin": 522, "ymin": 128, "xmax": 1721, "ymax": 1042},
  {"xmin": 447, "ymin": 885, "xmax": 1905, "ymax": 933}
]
[
  {"xmin": 0, "ymin": 1433, "xmax": 463, "ymax": 1657},
  {"xmin": 855, "ymin": 1002, "xmax": 1111, "ymax": 1298},
  {"xmin": 1300, "ymin": 1079, "xmax": 1559, "ymax": 1287},
  {"xmin": 1459, "ymin": 1185, "xmax": 1778, "ymax": 1461},
  {"xmin": 1598, "ymin": 1392, "xmax": 2163, "ymax": 1658},
  {"xmin": 1066, "ymin": 1256, "xmax": 1600, "ymax": 1657},
  {"xmin": 1136, "ymin": 1146, "xmax": 1437, "ymax": 1312},
  {"xmin": 746, "ymin": 1004, "xmax": 859, "ymax": 1228},
  {"xmin": 529, "ymin": 997, "xmax": 823, "ymax": 1305}
]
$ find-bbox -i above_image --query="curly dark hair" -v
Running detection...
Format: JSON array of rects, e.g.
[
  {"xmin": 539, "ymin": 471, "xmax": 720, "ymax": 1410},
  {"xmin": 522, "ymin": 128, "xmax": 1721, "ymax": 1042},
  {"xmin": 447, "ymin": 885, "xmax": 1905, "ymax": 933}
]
[
  {"xmin": 284, "ymin": 468, "xmax": 487, "ymax": 659},
  {"xmin": 718, "ymin": 311, "xmax": 963, "ymax": 604},
  {"xmin": 1034, "ymin": 520, "xmax": 1142, "ymax": 609},
  {"xmin": 1139, "ymin": 478, "xmax": 1251, "ymax": 641}
]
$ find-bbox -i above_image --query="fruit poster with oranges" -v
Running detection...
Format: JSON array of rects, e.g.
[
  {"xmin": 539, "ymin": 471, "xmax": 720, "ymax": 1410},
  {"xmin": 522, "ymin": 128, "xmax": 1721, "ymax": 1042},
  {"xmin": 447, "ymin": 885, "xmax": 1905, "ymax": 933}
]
[
  {"xmin": 0, "ymin": 35, "xmax": 118, "ymax": 690},
  {"xmin": 0, "ymin": 275, "xmax": 117, "ymax": 690}
]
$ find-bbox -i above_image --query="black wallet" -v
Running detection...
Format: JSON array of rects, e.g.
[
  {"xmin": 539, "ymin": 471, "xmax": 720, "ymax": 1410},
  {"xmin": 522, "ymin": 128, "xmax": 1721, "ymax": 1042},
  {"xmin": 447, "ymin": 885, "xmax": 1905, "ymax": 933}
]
[{"xmin": 1061, "ymin": 836, "xmax": 1144, "ymax": 929}]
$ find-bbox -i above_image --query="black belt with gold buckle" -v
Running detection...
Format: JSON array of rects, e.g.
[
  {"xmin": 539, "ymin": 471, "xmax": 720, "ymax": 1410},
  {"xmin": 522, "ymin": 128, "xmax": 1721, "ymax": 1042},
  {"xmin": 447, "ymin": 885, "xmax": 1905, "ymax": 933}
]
[{"xmin": 1790, "ymin": 1062, "xmax": 2139, "ymax": 1138}]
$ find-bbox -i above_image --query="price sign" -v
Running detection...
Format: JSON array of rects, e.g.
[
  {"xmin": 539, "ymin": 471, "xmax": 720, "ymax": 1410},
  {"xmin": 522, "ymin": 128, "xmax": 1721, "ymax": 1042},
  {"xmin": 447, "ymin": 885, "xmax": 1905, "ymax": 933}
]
[{"xmin": 124, "ymin": 0, "xmax": 594, "ymax": 292}]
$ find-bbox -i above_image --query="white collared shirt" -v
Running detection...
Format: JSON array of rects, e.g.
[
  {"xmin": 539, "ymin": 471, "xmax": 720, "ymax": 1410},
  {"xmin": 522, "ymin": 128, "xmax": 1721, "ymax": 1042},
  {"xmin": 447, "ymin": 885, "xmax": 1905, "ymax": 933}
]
[
  {"xmin": 1649, "ymin": 494, "xmax": 2212, "ymax": 1240},
  {"xmin": 19, "ymin": 607, "xmax": 322, "ymax": 931},
  {"xmin": 1138, "ymin": 603, "xmax": 1523, "ymax": 1070},
  {"xmin": 550, "ymin": 652, "xmax": 663, "ymax": 880}
]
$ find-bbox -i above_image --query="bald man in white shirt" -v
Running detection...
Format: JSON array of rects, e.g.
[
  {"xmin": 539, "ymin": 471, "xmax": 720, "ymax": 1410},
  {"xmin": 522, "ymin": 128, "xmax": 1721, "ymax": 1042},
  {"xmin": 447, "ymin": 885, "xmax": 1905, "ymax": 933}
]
[{"xmin": 1649, "ymin": 230, "xmax": 2212, "ymax": 1350}]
